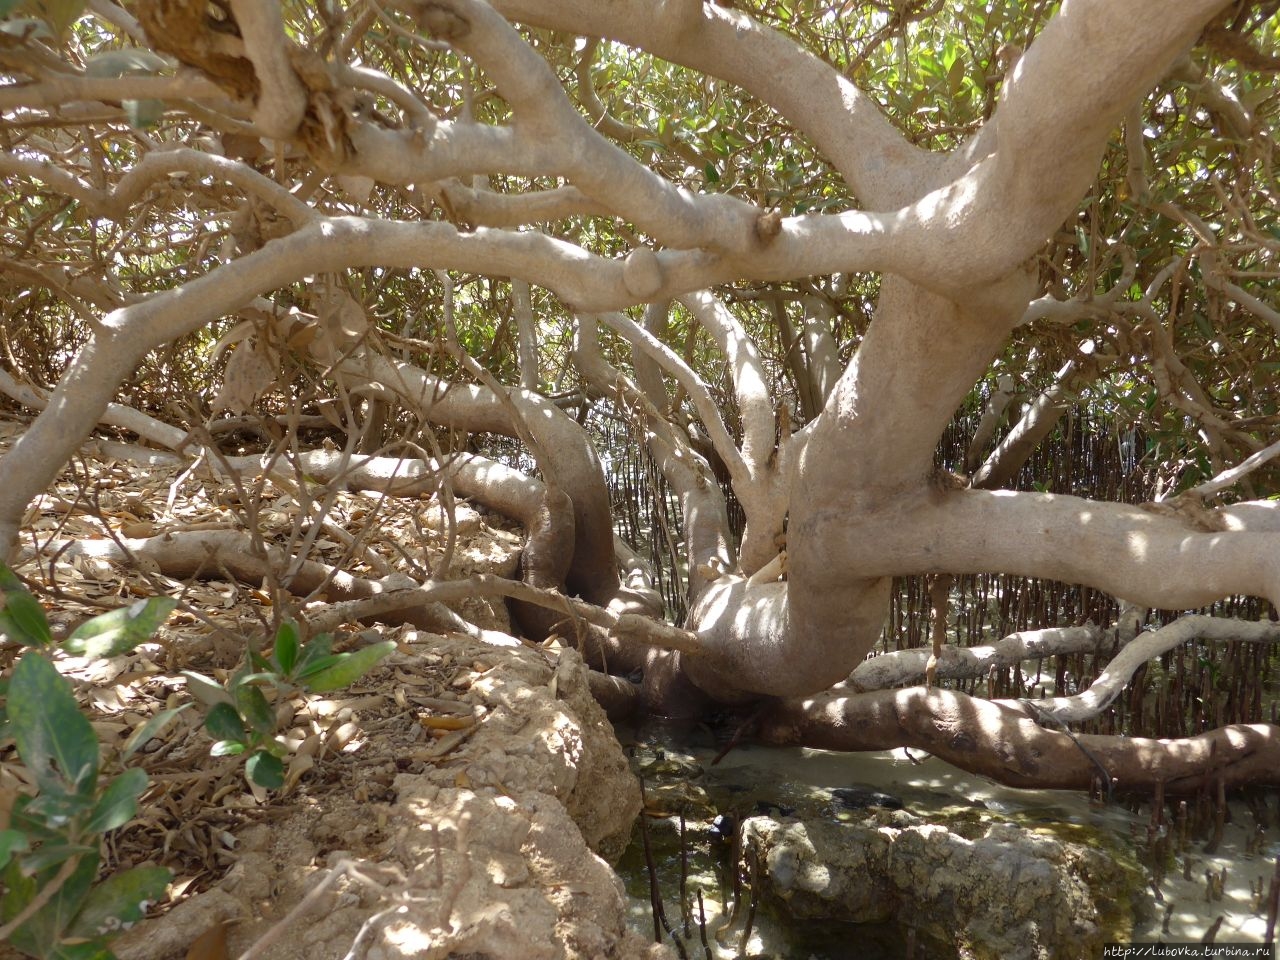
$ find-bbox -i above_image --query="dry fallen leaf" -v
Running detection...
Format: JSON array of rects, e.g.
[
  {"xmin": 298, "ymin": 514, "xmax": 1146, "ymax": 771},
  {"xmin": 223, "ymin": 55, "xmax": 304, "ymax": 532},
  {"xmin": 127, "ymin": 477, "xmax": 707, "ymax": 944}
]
[{"xmin": 185, "ymin": 920, "xmax": 230, "ymax": 960}]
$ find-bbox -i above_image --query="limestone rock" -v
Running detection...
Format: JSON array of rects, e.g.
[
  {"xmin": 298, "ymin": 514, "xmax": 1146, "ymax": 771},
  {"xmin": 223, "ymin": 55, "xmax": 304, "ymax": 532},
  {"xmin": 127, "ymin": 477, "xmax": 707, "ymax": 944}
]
[
  {"xmin": 116, "ymin": 636, "xmax": 662, "ymax": 960},
  {"xmin": 741, "ymin": 808, "xmax": 1139, "ymax": 960}
]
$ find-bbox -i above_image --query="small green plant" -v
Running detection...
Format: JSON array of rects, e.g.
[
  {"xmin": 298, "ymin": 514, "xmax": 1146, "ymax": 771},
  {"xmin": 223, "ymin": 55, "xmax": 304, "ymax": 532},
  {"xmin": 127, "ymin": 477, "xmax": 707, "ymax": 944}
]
[
  {"xmin": 182, "ymin": 621, "xmax": 395, "ymax": 790},
  {"xmin": 0, "ymin": 566, "xmax": 176, "ymax": 960}
]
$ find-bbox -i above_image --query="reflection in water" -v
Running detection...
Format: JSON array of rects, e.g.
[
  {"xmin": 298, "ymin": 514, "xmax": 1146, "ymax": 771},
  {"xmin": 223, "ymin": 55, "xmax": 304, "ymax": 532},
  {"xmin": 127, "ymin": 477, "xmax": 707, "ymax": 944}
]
[{"xmin": 618, "ymin": 725, "xmax": 1278, "ymax": 958}]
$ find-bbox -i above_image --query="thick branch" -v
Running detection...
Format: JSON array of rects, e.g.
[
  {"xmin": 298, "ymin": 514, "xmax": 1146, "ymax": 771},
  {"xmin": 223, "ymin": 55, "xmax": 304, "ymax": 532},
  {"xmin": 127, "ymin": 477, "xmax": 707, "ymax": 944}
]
[
  {"xmin": 822, "ymin": 487, "xmax": 1280, "ymax": 612},
  {"xmin": 486, "ymin": 0, "xmax": 932, "ymax": 206},
  {"xmin": 336, "ymin": 349, "xmax": 618, "ymax": 605},
  {"xmin": 227, "ymin": 0, "xmax": 307, "ymax": 138},
  {"xmin": 1031, "ymin": 616, "xmax": 1280, "ymax": 724},
  {"xmin": 761, "ymin": 687, "xmax": 1280, "ymax": 793},
  {"xmin": 850, "ymin": 624, "xmax": 1107, "ymax": 691},
  {"xmin": 0, "ymin": 72, "xmax": 223, "ymax": 111}
]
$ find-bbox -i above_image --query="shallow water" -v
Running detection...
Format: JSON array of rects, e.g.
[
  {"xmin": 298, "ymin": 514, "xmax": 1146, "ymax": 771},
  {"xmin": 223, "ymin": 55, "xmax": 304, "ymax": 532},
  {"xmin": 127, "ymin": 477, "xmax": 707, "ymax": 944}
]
[{"xmin": 618, "ymin": 728, "xmax": 1279, "ymax": 958}]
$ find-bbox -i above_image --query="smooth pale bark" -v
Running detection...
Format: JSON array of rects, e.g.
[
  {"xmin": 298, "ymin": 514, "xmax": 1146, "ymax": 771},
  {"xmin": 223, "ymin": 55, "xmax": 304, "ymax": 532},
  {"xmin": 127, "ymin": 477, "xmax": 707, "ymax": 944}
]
[
  {"xmin": 823, "ymin": 488, "xmax": 1280, "ymax": 611},
  {"xmin": 798, "ymin": 297, "xmax": 841, "ymax": 411},
  {"xmin": 485, "ymin": 0, "xmax": 938, "ymax": 206},
  {"xmin": 679, "ymin": 291, "xmax": 787, "ymax": 574},
  {"xmin": 0, "ymin": 213, "xmax": 670, "ymax": 556},
  {"xmin": 227, "ymin": 0, "xmax": 307, "ymax": 138},
  {"xmin": 31, "ymin": 531, "xmax": 694, "ymax": 654},
  {"xmin": 760, "ymin": 688, "xmax": 1280, "ymax": 793},
  {"xmin": 336, "ymin": 351, "xmax": 618, "ymax": 606},
  {"xmin": 572, "ymin": 315, "xmax": 733, "ymax": 597},
  {"xmin": 849, "ymin": 624, "xmax": 1108, "ymax": 691},
  {"xmin": 1029, "ymin": 617, "xmax": 1280, "ymax": 725},
  {"xmin": 511, "ymin": 280, "xmax": 540, "ymax": 391},
  {"xmin": 759, "ymin": 280, "xmax": 1031, "ymax": 697},
  {"xmin": 971, "ymin": 349, "xmax": 1114, "ymax": 490},
  {"xmin": 964, "ymin": 375, "xmax": 1016, "ymax": 473},
  {"xmin": 0, "ymin": 0, "xmax": 1256, "ymax": 726}
]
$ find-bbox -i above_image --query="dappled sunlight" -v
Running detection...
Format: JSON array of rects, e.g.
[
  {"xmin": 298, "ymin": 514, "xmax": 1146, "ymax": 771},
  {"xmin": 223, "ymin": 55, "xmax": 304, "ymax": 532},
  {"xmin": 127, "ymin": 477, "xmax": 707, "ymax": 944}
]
[{"xmin": 0, "ymin": 0, "xmax": 1273, "ymax": 957}]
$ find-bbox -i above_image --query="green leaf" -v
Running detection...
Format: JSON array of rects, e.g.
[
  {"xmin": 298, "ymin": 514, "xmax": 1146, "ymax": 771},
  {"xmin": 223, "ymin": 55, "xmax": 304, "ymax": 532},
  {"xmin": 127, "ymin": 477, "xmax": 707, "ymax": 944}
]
[
  {"xmin": 0, "ymin": 564, "xmax": 23, "ymax": 591},
  {"xmin": 245, "ymin": 751, "xmax": 283, "ymax": 790},
  {"xmin": 0, "ymin": 592, "xmax": 52, "ymax": 647},
  {"xmin": 9, "ymin": 652, "xmax": 98, "ymax": 796},
  {"xmin": 0, "ymin": 829, "xmax": 29, "ymax": 870},
  {"xmin": 0, "ymin": 571, "xmax": 52, "ymax": 647},
  {"xmin": 3, "ymin": 850, "xmax": 98, "ymax": 957},
  {"xmin": 121, "ymin": 704, "xmax": 190, "ymax": 762},
  {"xmin": 181, "ymin": 670, "xmax": 234, "ymax": 708},
  {"xmin": 17, "ymin": 840, "xmax": 95, "ymax": 874},
  {"xmin": 65, "ymin": 597, "xmax": 176, "ymax": 658},
  {"xmin": 66, "ymin": 865, "xmax": 169, "ymax": 939},
  {"xmin": 84, "ymin": 767, "xmax": 147, "ymax": 834},
  {"xmin": 946, "ymin": 55, "xmax": 966, "ymax": 97},
  {"xmin": 124, "ymin": 98, "xmax": 165, "ymax": 129},
  {"xmin": 23, "ymin": 788, "xmax": 91, "ymax": 830},
  {"xmin": 292, "ymin": 632, "xmax": 333, "ymax": 676},
  {"xmin": 229, "ymin": 671, "xmax": 277, "ymax": 689},
  {"xmin": 293, "ymin": 653, "xmax": 343, "ymax": 682},
  {"xmin": 210, "ymin": 739, "xmax": 245, "ymax": 757},
  {"xmin": 203, "ymin": 702, "xmax": 245, "ymax": 744},
  {"xmin": 274, "ymin": 621, "xmax": 300, "ymax": 675},
  {"xmin": 234, "ymin": 684, "xmax": 275, "ymax": 736},
  {"xmin": 0, "ymin": 0, "xmax": 24, "ymax": 16},
  {"xmin": 299, "ymin": 641, "xmax": 395, "ymax": 693}
]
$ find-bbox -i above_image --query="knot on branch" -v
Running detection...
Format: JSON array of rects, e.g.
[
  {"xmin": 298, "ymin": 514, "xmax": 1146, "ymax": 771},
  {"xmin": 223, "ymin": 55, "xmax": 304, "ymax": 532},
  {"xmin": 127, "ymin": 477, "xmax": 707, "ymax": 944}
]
[
  {"xmin": 135, "ymin": 0, "xmax": 257, "ymax": 100},
  {"xmin": 754, "ymin": 209, "xmax": 782, "ymax": 245},
  {"xmin": 622, "ymin": 248, "xmax": 663, "ymax": 298},
  {"xmin": 413, "ymin": 2, "xmax": 472, "ymax": 42}
]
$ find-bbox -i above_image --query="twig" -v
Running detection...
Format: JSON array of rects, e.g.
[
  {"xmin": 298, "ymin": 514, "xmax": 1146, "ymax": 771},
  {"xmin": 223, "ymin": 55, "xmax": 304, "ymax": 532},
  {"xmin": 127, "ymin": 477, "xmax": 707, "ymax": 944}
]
[
  {"xmin": 710, "ymin": 701, "xmax": 769, "ymax": 766},
  {"xmin": 0, "ymin": 855, "xmax": 79, "ymax": 941},
  {"xmin": 1018, "ymin": 697, "xmax": 1115, "ymax": 802},
  {"xmin": 696, "ymin": 889, "xmax": 711, "ymax": 960},
  {"xmin": 679, "ymin": 812, "xmax": 690, "ymax": 936},
  {"xmin": 738, "ymin": 854, "xmax": 759, "ymax": 957},
  {"xmin": 1188, "ymin": 435, "xmax": 1280, "ymax": 498},
  {"xmin": 638, "ymin": 779, "xmax": 663, "ymax": 943},
  {"xmin": 1264, "ymin": 855, "xmax": 1280, "ymax": 943}
]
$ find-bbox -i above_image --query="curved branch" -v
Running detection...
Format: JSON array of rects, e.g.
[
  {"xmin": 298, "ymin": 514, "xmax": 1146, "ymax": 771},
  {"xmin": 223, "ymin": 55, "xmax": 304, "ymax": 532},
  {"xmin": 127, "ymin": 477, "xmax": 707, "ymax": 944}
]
[
  {"xmin": 679, "ymin": 290, "xmax": 787, "ymax": 573},
  {"xmin": 486, "ymin": 0, "xmax": 933, "ymax": 206},
  {"xmin": 0, "ymin": 72, "xmax": 223, "ymax": 111},
  {"xmin": 0, "ymin": 148, "xmax": 315, "ymax": 225},
  {"xmin": 849, "ymin": 624, "xmax": 1107, "ymax": 691},
  {"xmin": 819, "ymin": 487, "xmax": 1280, "ymax": 612},
  {"xmin": 30, "ymin": 530, "xmax": 693, "ymax": 653},
  {"xmin": 971, "ymin": 345, "xmax": 1113, "ymax": 490},
  {"xmin": 1031, "ymin": 616, "xmax": 1280, "ymax": 724},
  {"xmin": 571, "ymin": 314, "xmax": 733, "ymax": 599},
  {"xmin": 573, "ymin": 38, "xmax": 709, "ymax": 171},
  {"xmin": 389, "ymin": 0, "xmax": 767, "ymax": 259},
  {"xmin": 336, "ymin": 349, "xmax": 618, "ymax": 606},
  {"xmin": 761, "ymin": 687, "xmax": 1280, "ymax": 793},
  {"xmin": 678, "ymin": 292, "xmax": 773, "ymax": 484},
  {"xmin": 944, "ymin": 0, "xmax": 1232, "ymax": 285}
]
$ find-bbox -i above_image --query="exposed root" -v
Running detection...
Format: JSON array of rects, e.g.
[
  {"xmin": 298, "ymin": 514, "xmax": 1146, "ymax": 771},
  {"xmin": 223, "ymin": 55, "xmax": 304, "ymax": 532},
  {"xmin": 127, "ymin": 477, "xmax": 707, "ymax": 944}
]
[
  {"xmin": 758, "ymin": 686, "xmax": 1280, "ymax": 793},
  {"xmin": 509, "ymin": 485, "xmax": 576, "ymax": 641},
  {"xmin": 30, "ymin": 529, "xmax": 697, "ymax": 653}
]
